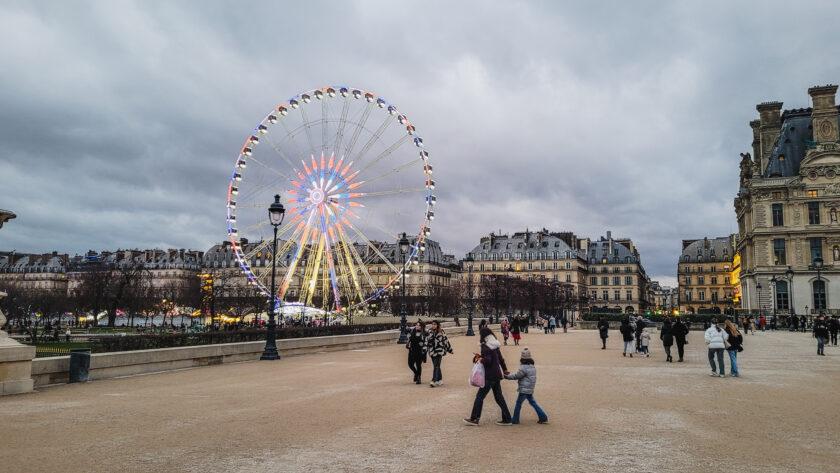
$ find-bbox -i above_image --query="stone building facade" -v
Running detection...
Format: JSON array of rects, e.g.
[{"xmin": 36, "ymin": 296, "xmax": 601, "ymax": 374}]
[
  {"xmin": 583, "ymin": 231, "xmax": 649, "ymax": 314},
  {"xmin": 677, "ymin": 236, "xmax": 737, "ymax": 314},
  {"xmin": 0, "ymin": 252, "xmax": 69, "ymax": 294},
  {"xmin": 734, "ymin": 84, "xmax": 840, "ymax": 316}
]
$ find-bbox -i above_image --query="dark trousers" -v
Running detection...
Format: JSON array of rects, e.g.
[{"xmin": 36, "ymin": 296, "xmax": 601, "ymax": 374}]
[
  {"xmin": 708, "ymin": 348, "xmax": 725, "ymax": 374},
  {"xmin": 470, "ymin": 380, "xmax": 511, "ymax": 422},
  {"xmin": 601, "ymin": 336, "xmax": 607, "ymax": 348},
  {"xmin": 431, "ymin": 355, "xmax": 442, "ymax": 382},
  {"xmin": 408, "ymin": 355, "xmax": 423, "ymax": 380},
  {"xmin": 831, "ymin": 331, "xmax": 838, "ymax": 345},
  {"xmin": 664, "ymin": 345, "xmax": 672, "ymax": 359},
  {"xmin": 676, "ymin": 341, "xmax": 685, "ymax": 360}
]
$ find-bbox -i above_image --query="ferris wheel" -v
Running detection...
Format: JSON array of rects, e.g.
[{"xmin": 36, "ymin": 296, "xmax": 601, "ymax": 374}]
[{"xmin": 226, "ymin": 86, "xmax": 435, "ymax": 314}]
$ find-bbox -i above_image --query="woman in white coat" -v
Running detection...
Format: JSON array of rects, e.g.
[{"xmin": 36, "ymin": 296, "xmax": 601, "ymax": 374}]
[{"xmin": 704, "ymin": 318, "xmax": 729, "ymax": 377}]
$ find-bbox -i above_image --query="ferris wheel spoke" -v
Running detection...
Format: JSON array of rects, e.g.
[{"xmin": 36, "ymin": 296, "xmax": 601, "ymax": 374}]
[
  {"xmin": 247, "ymin": 155, "xmax": 293, "ymax": 180},
  {"xmin": 279, "ymin": 117, "xmax": 308, "ymax": 163},
  {"xmin": 353, "ymin": 113, "xmax": 396, "ymax": 164},
  {"xmin": 333, "ymin": 96, "xmax": 351, "ymax": 155},
  {"xmin": 298, "ymin": 105, "xmax": 317, "ymax": 156},
  {"xmin": 321, "ymin": 96, "xmax": 329, "ymax": 153},
  {"xmin": 342, "ymin": 219, "xmax": 402, "ymax": 275},
  {"xmin": 343, "ymin": 102, "xmax": 374, "ymax": 159},
  {"xmin": 358, "ymin": 157, "xmax": 422, "ymax": 187},
  {"xmin": 349, "ymin": 187, "xmax": 428, "ymax": 198},
  {"xmin": 335, "ymin": 221, "xmax": 378, "ymax": 297},
  {"xmin": 262, "ymin": 134, "xmax": 301, "ymax": 176}
]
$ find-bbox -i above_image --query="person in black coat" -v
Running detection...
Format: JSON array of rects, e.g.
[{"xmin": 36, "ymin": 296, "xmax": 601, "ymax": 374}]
[
  {"xmin": 405, "ymin": 321, "xmax": 427, "ymax": 384},
  {"xmin": 619, "ymin": 318, "xmax": 634, "ymax": 357},
  {"xmin": 829, "ymin": 316, "xmax": 839, "ymax": 346},
  {"xmin": 672, "ymin": 318, "xmax": 689, "ymax": 362},
  {"xmin": 634, "ymin": 316, "xmax": 645, "ymax": 351},
  {"xmin": 597, "ymin": 316, "xmax": 609, "ymax": 349},
  {"xmin": 660, "ymin": 318, "xmax": 674, "ymax": 362},
  {"xmin": 814, "ymin": 315, "xmax": 829, "ymax": 356}
]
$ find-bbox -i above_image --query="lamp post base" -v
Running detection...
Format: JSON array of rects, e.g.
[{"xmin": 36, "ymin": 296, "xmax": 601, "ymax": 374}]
[
  {"xmin": 260, "ymin": 349, "xmax": 280, "ymax": 360},
  {"xmin": 466, "ymin": 313, "xmax": 475, "ymax": 336}
]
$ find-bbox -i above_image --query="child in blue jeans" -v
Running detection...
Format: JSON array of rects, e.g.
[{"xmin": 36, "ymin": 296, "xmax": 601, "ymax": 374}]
[{"xmin": 504, "ymin": 347, "xmax": 548, "ymax": 424}]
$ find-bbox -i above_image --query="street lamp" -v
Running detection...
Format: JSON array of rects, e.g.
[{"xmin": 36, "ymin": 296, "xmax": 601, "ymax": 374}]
[
  {"xmin": 396, "ymin": 233, "xmax": 410, "ymax": 344},
  {"xmin": 506, "ymin": 264, "xmax": 513, "ymax": 322},
  {"xmin": 464, "ymin": 255, "xmax": 475, "ymax": 336},
  {"xmin": 769, "ymin": 276, "xmax": 777, "ymax": 329},
  {"xmin": 756, "ymin": 282, "xmax": 762, "ymax": 318},
  {"xmin": 260, "ymin": 194, "xmax": 285, "ymax": 361},
  {"xmin": 786, "ymin": 266, "xmax": 795, "ymax": 317}
]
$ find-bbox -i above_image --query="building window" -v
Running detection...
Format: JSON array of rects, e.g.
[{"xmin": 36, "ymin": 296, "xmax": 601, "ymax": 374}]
[
  {"xmin": 813, "ymin": 279, "xmax": 826, "ymax": 311},
  {"xmin": 590, "ymin": 277, "xmax": 597, "ymax": 285},
  {"xmin": 698, "ymin": 291, "xmax": 705, "ymax": 301},
  {"xmin": 565, "ymin": 262, "xmax": 571, "ymax": 269},
  {"xmin": 528, "ymin": 263, "xmax": 533, "ymax": 270},
  {"xmin": 808, "ymin": 202, "xmax": 820, "ymax": 225},
  {"xmin": 614, "ymin": 290, "xmax": 621, "ymax": 300},
  {"xmin": 711, "ymin": 266, "xmax": 716, "ymax": 272},
  {"xmin": 808, "ymin": 190, "xmax": 818, "ymax": 198},
  {"xmin": 613, "ymin": 276, "xmax": 620, "ymax": 285},
  {"xmin": 773, "ymin": 239, "xmax": 786, "ymax": 265},
  {"xmin": 625, "ymin": 276, "xmax": 632, "ymax": 285},
  {"xmin": 553, "ymin": 274, "xmax": 558, "ymax": 281},
  {"xmin": 601, "ymin": 277, "xmax": 608, "ymax": 285},
  {"xmin": 810, "ymin": 237, "xmax": 823, "ymax": 263},
  {"xmin": 685, "ymin": 291, "xmax": 692, "ymax": 302},
  {"xmin": 684, "ymin": 276, "xmax": 691, "ymax": 285},
  {"xmin": 603, "ymin": 290, "xmax": 609, "ymax": 301},
  {"xmin": 776, "ymin": 281, "xmax": 791, "ymax": 309},
  {"xmin": 626, "ymin": 290, "xmax": 632, "ymax": 301},
  {"xmin": 711, "ymin": 291, "xmax": 718, "ymax": 303},
  {"xmin": 772, "ymin": 203, "xmax": 784, "ymax": 226},
  {"xmin": 711, "ymin": 276, "xmax": 717, "ymax": 285},
  {"xmin": 698, "ymin": 266, "xmax": 703, "ymax": 273},
  {"xmin": 553, "ymin": 262, "xmax": 558, "ymax": 270},
  {"xmin": 540, "ymin": 262, "xmax": 545, "ymax": 270},
  {"xmin": 566, "ymin": 274, "xmax": 571, "ymax": 282},
  {"xmin": 725, "ymin": 276, "xmax": 730, "ymax": 284},
  {"xmin": 698, "ymin": 276, "xmax": 705, "ymax": 284}
]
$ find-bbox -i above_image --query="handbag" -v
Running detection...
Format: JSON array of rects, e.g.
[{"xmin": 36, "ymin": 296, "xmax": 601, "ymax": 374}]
[{"xmin": 469, "ymin": 361, "xmax": 485, "ymax": 387}]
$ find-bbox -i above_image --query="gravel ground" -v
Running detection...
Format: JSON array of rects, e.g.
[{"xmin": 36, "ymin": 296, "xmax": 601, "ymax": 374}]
[{"xmin": 1, "ymin": 328, "xmax": 838, "ymax": 472}]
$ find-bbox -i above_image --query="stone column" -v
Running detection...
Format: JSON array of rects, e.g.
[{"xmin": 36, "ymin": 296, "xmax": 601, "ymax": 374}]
[{"xmin": 0, "ymin": 210, "xmax": 35, "ymax": 395}]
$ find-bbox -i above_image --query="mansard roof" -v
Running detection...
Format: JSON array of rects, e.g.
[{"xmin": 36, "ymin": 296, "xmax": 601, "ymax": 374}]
[
  {"xmin": 680, "ymin": 236, "xmax": 733, "ymax": 263},
  {"xmin": 763, "ymin": 108, "xmax": 840, "ymax": 178}
]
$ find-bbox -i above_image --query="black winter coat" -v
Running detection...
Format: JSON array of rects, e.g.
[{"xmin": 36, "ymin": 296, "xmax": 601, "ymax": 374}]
[
  {"xmin": 619, "ymin": 322, "xmax": 634, "ymax": 342},
  {"xmin": 672, "ymin": 321, "xmax": 689, "ymax": 344},
  {"xmin": 660, "ymin": 322, "xmax": 674, "ymax": 346},
  {"xmin": 406, "ymin": 329, "xmax": 427, "ymax": 361},
  {"xmin": 597, "ymin": 320, "xmax": 609, "ymax": 338},
  {"xmin": 814, "ymin": 320, "xmax": 829, "ymax": 338},
  {"xmin": 725, "ymin": 326, "xmax": 743, "ymax": 352}
]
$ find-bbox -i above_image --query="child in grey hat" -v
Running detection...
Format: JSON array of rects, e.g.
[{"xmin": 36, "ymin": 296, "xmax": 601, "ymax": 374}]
[{"xmin": 504, "ymin": 347, "xmax": 548, "ymax": 424}]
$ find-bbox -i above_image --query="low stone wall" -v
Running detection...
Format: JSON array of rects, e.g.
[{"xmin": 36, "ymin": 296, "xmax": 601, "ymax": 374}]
[{"xmin": 31, "ymin": 323, "xmax": 482, "ymax": 388}]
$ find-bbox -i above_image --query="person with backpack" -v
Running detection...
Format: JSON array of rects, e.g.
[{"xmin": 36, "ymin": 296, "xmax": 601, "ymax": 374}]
[
  {"xmin": 500, "ymin": 319, "xmax": 510, "ymax": 345},
  {"xmin": 504, "ymin": 347, "xmax": 548, "ymax": 424},
  {"xmin": 660, "ymin": 318, "xmax": 674, "ymax": 362},
  {"xmin": 405, "ymin": 321, "xmax": 427, "ymax": 384},
  {"xmin": 597, "ymin": 316, "xmax": 609, "ymax": 349},
  {"xmin": 619, "ymin": 318, "xmax": 634, "ymax": 357},
  {"xmin": 426, "ymin": 320, "xmax": 453, "ymax": 387},
  {"xmin": 724, "ymin": 319, "xmax": 743, "ymax": 377},
  {"xmin": 464, "ymin": 327, "xmax": 512, "ymax": 426}
]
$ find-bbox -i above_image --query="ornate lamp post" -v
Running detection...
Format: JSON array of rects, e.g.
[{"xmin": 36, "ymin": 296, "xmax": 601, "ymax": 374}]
[
  {"xmin": 756, "ymin": 282, "xmax": 762, "ymax": 318},
  {"xmin": 464, "ymin": 255, "xmax": 475, "ymax": 336},
  {"xmin": 397, "ymin": 233, "xmax": 410, "ymax": 344},
  {"xmin": 506, "ymin": 264, "xmax": 513, "ymax": 322},
  {"xmin": 769, "ymin": 276, "xmax": 777, "ymax": 326},
  {"xmin": 260, "ymin": 194, "xmax": 285, "ymax": 361},
  {"xmin": 786, "ymin": 266, "xmax": 795, "ymax": 317}
]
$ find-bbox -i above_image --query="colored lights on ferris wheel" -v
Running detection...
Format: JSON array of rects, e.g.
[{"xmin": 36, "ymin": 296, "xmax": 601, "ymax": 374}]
[
  {"xmin": 277, "ymin": 106, "xmax": 288, "ymax": 116},
  {"xmin": 339, "ymin": 87, "xmax": 349, "ymax": 97},
  {"xmin": 301, "ymin": 94, "xmax": 311, "ymax": 103},
  {"xmin": 257, "ymin": 124, "xmax": 268, "ymax": 134}
]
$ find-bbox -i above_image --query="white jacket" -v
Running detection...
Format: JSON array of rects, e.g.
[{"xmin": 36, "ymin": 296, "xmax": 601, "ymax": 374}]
[{"xmin": 704, "ymin": 326, "xmax": 729, "ymax": 349}]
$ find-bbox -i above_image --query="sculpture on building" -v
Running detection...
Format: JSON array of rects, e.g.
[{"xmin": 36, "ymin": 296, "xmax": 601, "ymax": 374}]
[{"xmin": 739, "ymin": 152, "xmax": 754, "ymax": 188}]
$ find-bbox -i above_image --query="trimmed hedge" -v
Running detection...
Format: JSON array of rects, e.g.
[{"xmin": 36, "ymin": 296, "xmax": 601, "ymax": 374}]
[
  {"xmin": 581, "ymin": 313, "xmax": 725, "ymax": 323},
  {"xmin": 93, "ymin": 323, "xmax": 400, "ymax": 353}
]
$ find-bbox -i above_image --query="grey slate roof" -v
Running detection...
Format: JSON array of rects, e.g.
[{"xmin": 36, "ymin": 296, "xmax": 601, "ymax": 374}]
[
  {"xmin": 467, "ymin": 231, "xmax": 583, "ymax": 261},
  {"xmin": 763, "ymin": 107, "xmax": 840, "ymax": 178},
  {"xmin": 680, "ymin": 236, "xmax": 733, "ymax": 263},
  {"xmin": 586, "ymin": 237, "xmax": 638, "ymax": 264}
]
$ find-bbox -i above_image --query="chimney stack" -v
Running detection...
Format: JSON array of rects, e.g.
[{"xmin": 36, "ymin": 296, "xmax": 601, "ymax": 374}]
[
  {"xmin": 756, "ymin": 101, "xmax": 783, "ymax": 174},
  {"xmin": 808, "ymin": 85, "xmax": 839, "ymax": 144}
]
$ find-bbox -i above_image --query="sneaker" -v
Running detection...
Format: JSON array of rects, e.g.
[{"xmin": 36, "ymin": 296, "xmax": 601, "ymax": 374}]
[
  {"xmin": 437, "ymin": 380, "xmax": 443, "ymax": 386},
  {"xmin": 537, "ymin": 419, "xmax": 549, "ymax": 424},
  {"xmin": 463, "ymin": 418, "xmax": 479, "ymax": 426},
  {"xmin": 430, "ymin": 382, "xmax": 436, "ymax": 387},
  {"xmin": 495, "ymin": 421, "xmax": 512, "ymax": 426},
  {"xmin": 731, "ymin": 373, "xmax": 739, "ymax": 377},
  {"xmin": 719, "ymin": 374, "xmax": 725, "ymax": 378},
  {"xmin": 646, "ymin": 354, "xmax": 650, "ymax": 358},
  {"xmin": 709, "ymin": 372, "xmax": 718, "ymax": 377}
]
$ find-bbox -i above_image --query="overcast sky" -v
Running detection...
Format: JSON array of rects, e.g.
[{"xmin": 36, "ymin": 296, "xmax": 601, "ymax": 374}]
[{"xmin": 2, "ymin": 0, "xmax": 840, "ymax": 287}]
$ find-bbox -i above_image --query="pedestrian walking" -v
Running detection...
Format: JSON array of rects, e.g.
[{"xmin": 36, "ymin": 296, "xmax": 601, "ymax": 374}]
[
  {"xmin": 560, "ymin": 313, "xmax": 568, "ymax": 333},
  {"xmin": 620, "ymin": 318, "xmax": 634, "ymax": 357},
  {"xmin": 504, "ymin": 347, "xmax": 548, "ymax": 425},
  {"xmin": 635, "ymin": 315, "xmax": 645, "ymax": 351},
  {"xmin": 814, "ymin": 314, "xmax": 829, "ymax": 356},
  {"xmin": 405, "ymin": 321, "xmax": 427, "ymax": 384},
  {"xmin": 724, "ymin": 319, "xmax": 743, "ymax": 377},
  {"xmin": 511, "ymin": 318, "xmax": 521, "ymax": 346},
  {"xmin": 660, "ymin": 318, "xmax": 674, "ymax": 362},
  {"xmin": 829, "ymin": 316, "xmax": 839, "ymax": 346},
  {"xmin": 65, "ymin": 328, "xmax": 71, "ymax": 343},
  {"xmin": 597, "ymin": 316, "xmax": 609, "ymax": 349},
  {"xmin": 640, "ymin": 328, "xmax": 651, "ymax": 357},
  {"xmin": 705, "ymin": 318, "xmax": 729, "ymax": 377},
  {"xmin": 548, "ymin": 315, "xmax": 556, "ymax": 334},
  {"xmin": 500, "ymin": 319, "xmax": 510, "ymax": 345},
  {"xmin": 427, "ymin": 320, "xmax": 453, "ymax": 387},
  {"xmin": 464, "ymin": 327, "xmax": 512, "ymax": 426}
]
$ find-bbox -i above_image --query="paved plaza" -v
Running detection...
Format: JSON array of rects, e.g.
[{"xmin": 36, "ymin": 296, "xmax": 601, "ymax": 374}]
[{"xmin": 2, "ymin": 327, "xmax": 839, "ymax": 472}]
